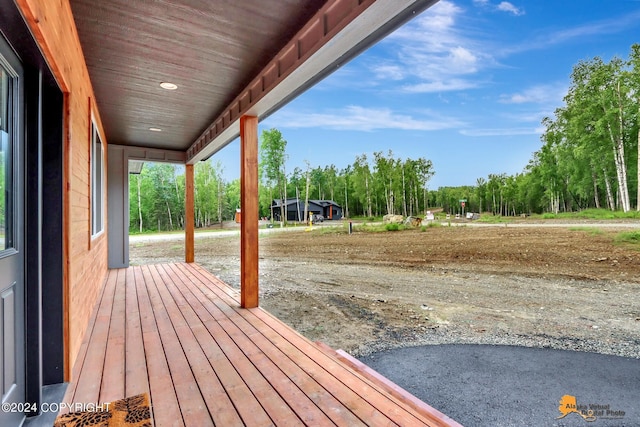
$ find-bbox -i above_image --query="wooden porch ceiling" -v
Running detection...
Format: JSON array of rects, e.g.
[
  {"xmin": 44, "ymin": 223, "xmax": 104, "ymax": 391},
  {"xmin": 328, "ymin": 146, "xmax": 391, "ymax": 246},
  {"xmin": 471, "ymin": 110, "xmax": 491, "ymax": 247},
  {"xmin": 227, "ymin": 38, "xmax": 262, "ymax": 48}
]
[
  {"xmin": 62, "ymin": 263, "xmax": 461, "ymax": 426},
  {"xmin": 69, "ymin": 0, "xmax": 325, "ymax": 151},
  {"xmin": 69, "ymin": 0, "xmax": 439, "ymax": 161}
]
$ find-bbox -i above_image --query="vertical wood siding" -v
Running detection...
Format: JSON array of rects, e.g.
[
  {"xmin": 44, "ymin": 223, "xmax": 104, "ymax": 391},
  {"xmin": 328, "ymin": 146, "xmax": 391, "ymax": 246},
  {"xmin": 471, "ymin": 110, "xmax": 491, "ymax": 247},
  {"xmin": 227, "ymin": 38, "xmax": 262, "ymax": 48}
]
[{"xmin": 16, "ymin": 0, "xmax": 109, "ymax": 379}]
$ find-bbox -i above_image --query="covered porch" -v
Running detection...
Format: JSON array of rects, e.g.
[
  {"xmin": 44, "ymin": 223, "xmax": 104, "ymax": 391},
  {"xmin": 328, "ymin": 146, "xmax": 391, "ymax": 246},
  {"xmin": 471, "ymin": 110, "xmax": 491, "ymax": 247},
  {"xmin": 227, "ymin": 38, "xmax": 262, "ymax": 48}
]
[
  {"xmin": 62, "ymin": 0, "xmax": 461, "ymax": 424},
  {"xmin": 61, "ymin": 262, "xmax": 459, "ymax": 426}
]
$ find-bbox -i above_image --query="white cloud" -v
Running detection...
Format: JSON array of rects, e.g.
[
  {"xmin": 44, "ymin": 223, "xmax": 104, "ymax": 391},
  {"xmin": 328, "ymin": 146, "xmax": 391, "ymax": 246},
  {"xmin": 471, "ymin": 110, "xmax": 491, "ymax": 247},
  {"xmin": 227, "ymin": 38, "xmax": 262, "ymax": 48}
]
[
  {"xmin": 502, "ymin": 110, "xmax": 553, "ymax": 124},
  {"xmin": 372, "ymin": 1, "xmax": 494, "ymax": 92},
  {"xmin": 459, "ymin": 127, "xmax": 542, "ymax": 137},
  {"xmin": 389, "ymin": 1, "xmax": 464, "ymax": 53},
  {"xmin": 402, "ymin": 79, "xmax": 478, "ymax": 93},
  {"xmin": 267, "ymin": 106, "xmax": 465, "ymax": 132},
  {"xmin": 504, "ymin": 9, "xmax": 640, "ymax": 55},
  {"xmin": 496, "ymin": 2, "xmax": 524, "ymax": 16},
  {"xmin": 498, "ymin": 83, "xmax": 567, "ymax": 105},
  {"xmin": 372, "ymin": 64, "xmax": 405, "ymax": 81},
  {"xmin": 449, "ymin": 46, "xmax": 479, "ymax": 71},
  {"xmin": 473, "ymin": 0, "xmax": 525, "ymax": 16}
]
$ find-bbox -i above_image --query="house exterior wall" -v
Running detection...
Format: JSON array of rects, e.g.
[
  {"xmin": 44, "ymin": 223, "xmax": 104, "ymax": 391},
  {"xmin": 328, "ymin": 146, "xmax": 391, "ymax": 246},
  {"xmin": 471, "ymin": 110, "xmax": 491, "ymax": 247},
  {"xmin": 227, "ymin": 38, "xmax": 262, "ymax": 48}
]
[
  {"xmin": 15, "ymin": 0, "xmax": 109, "ymax": 378},
  {"xmin": 272, "ymin": 200, "xmax": 323, "ymax": 222},
  {"xmin": 327, "ymin": 206, "xmax": 343, "ymax": 220},
  {"xmin": 272, "ymin": 199, "xmax": 344, "ymax": 221}
]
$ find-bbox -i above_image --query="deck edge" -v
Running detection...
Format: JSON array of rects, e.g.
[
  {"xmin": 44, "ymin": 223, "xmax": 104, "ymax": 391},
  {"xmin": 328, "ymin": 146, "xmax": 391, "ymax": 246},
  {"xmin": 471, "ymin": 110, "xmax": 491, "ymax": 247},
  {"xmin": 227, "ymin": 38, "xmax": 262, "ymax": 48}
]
[{"xmin": 315, "ymin": 342, "xmax": 463, "ymax": 427}]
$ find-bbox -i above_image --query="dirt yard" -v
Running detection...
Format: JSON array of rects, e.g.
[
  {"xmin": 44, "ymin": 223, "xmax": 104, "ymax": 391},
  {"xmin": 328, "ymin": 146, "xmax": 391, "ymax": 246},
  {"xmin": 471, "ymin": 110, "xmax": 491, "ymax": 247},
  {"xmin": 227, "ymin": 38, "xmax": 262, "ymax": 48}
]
[{"xmin": 129, "ymin": 222, "xmax": 640, "ymax": 358}]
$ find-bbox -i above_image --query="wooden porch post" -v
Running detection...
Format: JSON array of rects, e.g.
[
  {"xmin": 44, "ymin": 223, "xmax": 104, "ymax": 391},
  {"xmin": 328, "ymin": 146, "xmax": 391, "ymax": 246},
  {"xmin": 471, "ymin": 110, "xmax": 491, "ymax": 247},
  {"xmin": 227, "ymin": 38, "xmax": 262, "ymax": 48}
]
[
  {"xmin": 240, "ymin": 115, "xmax": 259, "ymax": 308},
  {"xmin": 185, "ymin": 163, "xmax": 195, "ymax": 263}
]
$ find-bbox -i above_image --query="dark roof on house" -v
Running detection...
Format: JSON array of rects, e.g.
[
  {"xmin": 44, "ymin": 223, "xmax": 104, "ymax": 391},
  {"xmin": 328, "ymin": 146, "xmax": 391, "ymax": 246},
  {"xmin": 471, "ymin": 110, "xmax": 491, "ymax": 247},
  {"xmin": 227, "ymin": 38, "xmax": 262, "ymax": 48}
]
[
  {"xmin": 272, "ymin": 198, "xmax": 341, "ymax": 208},
  {"xmin": 312, "ymin": 200, "xmax": 341, "ymax": 207}
]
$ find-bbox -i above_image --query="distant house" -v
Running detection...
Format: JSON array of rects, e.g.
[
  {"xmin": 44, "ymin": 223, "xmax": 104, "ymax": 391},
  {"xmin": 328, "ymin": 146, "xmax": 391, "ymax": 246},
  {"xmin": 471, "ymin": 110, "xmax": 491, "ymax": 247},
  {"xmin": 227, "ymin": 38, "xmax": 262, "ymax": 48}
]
[{"xmin": 271, "ymin": 199, "xmax": 343, "ymax": 221}]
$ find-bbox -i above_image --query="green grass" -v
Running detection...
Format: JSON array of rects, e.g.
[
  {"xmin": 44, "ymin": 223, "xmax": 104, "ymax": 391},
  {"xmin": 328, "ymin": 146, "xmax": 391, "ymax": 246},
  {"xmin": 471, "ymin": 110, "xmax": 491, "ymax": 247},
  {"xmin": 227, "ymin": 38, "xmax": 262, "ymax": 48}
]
[
  {"xmin": 569, "ymin": 226, "xmax": 604, "ymax": 236},
  {"xmin": 420, "ymin": 221, "xmax": 441, "ymax": 231},
  {"xmin": 472, "ymin": 208, "xmax": 640, "ymax": 222},
  {"xmin": 129, "ymin": 226, "xmax": 232, "ymax": 235},
  {"xmin": 385, "ymin": 223, "xmax": 401, "ymax": 231},
  {"xmin": 314, "ymin": 224, "xmax": 348, "ymax": 235},
  {"xmin": 532, "ymin": 209, "xmax": 640, "ymax": 220},
  {"xmin": 353, "ymin": 223, "xmax": 406, "ymax": 233},
  {"xmin": 476, "ymin": 214, "xmax": 510, "ymax": 223},
  {"xmin": 614, "ymin": 230, "xmax": 640, "ymax": 248},
  {"xmin": 129, "ymin": 228, "xmax": 186, "ymax": 235},
  {"xmin": 349, "ymin": 215, "xmax": 380, "ymax": 222}
]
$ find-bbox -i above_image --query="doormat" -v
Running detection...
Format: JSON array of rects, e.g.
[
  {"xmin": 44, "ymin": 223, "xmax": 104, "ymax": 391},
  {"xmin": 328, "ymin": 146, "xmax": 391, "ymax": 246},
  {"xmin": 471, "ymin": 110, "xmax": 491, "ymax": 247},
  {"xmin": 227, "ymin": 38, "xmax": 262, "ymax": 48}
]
[{"xmin": 53, "ymin": 393, "xmax": 152, "ymax": 427}]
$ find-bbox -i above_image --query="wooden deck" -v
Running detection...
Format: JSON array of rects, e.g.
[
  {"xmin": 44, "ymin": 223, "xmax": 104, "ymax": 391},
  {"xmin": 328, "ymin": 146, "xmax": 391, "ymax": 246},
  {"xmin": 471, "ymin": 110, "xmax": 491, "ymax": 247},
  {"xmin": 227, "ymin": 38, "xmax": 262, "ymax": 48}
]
[{"xmin": 62, "ymin": 263, "xmax": 461, "ymax": 426}]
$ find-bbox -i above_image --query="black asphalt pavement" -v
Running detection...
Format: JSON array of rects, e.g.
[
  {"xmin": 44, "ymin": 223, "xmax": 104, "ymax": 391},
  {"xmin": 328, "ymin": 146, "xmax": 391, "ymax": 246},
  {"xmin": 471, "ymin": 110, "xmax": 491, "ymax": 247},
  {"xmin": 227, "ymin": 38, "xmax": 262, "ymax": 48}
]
[{"xmin": 359, "ymin": 345, "xmax": 639, "ymax": 427}]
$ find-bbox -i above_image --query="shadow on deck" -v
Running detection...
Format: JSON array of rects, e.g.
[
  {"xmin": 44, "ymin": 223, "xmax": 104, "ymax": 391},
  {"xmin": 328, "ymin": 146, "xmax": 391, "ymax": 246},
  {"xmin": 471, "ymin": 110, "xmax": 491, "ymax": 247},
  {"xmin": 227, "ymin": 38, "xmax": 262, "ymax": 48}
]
[{"xmin": 62, "ymin": 263, "xmax": 460, "ymax": 426}]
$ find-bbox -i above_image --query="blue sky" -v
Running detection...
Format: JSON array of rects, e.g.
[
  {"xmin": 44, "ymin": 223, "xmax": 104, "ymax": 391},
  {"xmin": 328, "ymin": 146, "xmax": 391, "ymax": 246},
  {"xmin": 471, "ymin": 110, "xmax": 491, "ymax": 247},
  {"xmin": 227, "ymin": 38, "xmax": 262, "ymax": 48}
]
[{"xmin": 214, "ymin": 0, "xmax": 640, "ymax": 189}]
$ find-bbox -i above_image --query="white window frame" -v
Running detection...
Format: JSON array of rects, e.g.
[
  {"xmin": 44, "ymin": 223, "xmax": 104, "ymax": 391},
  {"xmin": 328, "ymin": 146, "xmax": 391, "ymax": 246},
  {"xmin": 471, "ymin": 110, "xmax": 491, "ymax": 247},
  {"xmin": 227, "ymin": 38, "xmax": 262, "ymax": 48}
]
[{"xmin": 90, "ymin": 120, "xmax": 104, "ymax": 237}]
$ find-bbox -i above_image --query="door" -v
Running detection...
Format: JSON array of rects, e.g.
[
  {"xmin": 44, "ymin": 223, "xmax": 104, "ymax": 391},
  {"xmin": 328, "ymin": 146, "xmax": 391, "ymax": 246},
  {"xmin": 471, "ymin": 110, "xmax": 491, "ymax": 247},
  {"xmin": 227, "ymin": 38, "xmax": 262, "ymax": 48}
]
[{"xmin": 0, "ymin": 34, "xmax": 25, "ymax": 427}]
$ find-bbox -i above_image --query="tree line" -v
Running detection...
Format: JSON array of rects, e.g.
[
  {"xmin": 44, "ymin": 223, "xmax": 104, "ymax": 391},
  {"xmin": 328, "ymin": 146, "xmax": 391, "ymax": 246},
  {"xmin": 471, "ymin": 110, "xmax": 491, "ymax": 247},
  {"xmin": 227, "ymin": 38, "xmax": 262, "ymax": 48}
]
[
  {"xmin": 129, "ymin": 161, "xmax": 234, "ymax": 232},
  {"xmin": 128, "ymin": 146, "xmax": 436, "ymax": 232},
  {"xmin": 258, "ymin": 127, "xmax": 435, "ymax": 222}
]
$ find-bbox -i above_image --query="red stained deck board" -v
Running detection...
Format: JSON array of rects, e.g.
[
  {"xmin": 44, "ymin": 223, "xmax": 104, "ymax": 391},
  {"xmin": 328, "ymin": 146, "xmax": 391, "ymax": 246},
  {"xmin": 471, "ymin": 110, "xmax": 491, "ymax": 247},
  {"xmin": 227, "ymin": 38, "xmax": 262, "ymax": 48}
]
[
  {"xmin": 123, "ymin": 266, "xmax": 149, "ymax": 398},
  {"xmin": 62, "ymin": 268, "xmax": 118, "ymax": 412},
  {"xmin": 99, "ymin": 268, "xmax": 126, "ymax": 403}
]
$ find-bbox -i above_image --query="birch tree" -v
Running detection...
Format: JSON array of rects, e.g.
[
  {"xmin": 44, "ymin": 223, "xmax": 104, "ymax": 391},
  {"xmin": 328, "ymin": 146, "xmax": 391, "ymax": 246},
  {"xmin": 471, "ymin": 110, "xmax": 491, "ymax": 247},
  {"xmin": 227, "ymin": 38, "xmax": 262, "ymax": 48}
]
[
  {"xmin": 628, "ymin": 44, "xmax": 640, "ymax": 210},
  {"xmin": 353, "ymin": 154, "xmax": 373, "ymax": 217},
  {"xmin": 568, "ymin": 57, "xmax": 632, "ymax": 211},
  {"xmin": 260, "ymin": 128, "xmax": 287, "ymax": 222}
]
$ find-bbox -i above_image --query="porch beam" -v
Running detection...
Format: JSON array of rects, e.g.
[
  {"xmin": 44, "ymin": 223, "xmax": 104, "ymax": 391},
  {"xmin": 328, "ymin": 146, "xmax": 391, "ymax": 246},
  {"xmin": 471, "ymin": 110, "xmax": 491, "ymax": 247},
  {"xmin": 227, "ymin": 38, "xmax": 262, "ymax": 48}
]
[
  {"xmin": 185, "ymin": 164, "xmax": 195, "ymax": 263},
  {"xmin": 112, "ymin": 144, "xmax": 186, "ymax": 164},
  {"xmin": 240, "ymin": 116, "xmax": 259, "ymax": 308}
]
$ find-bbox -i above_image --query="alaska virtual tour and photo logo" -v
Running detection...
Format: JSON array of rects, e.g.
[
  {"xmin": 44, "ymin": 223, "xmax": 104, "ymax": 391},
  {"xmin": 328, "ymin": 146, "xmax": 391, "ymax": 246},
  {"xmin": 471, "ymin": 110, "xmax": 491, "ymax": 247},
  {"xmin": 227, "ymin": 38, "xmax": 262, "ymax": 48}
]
[{"xmin": 557, "ymin": 395, "xmax": 626, "ymax": 422}]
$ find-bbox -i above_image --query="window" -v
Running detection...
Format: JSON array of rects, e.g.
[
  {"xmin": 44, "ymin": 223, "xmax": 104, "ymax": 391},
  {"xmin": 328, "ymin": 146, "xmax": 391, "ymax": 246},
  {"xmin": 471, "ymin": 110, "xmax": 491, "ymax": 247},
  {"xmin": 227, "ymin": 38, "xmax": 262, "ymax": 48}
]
[
  {"xmin": 91, "ymin": 121, "xmax": 104, "ymax": 236},
  {"xmin": 0, "ymin": 67, "xmax": 7, "ymax": 131},
  {"xmin": 0, "ymin": 64, "xmax": 14, "ymax": 250}
]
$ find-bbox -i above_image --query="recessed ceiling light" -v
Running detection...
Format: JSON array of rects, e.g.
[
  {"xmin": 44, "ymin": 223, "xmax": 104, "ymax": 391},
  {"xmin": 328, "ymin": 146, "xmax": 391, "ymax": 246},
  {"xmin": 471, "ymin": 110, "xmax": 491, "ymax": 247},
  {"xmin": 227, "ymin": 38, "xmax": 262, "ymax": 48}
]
[
  {"xmin": 149, "ymin": 127, "xmax": 162, "ymax": 132},
  {"xmin": 160, "ymin": 82, "xmax": 178, "ymax": 90}
]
